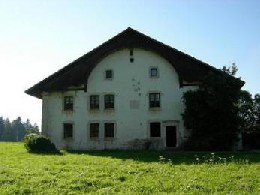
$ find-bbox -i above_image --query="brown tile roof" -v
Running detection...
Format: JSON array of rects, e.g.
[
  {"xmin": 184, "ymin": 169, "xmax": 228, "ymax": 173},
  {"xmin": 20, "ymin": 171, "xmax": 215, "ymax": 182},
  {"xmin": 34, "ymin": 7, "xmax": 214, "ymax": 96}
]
[{"xmin": 25, "ymin": 27, "xmax": 222, "ymax": 98}]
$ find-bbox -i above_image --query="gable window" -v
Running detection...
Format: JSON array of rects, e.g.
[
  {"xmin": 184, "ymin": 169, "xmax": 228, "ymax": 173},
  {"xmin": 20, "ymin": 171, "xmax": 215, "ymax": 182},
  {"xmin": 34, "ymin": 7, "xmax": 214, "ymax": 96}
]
[
  {"xmin": 104, "ymin": 94, "xmax": 114, "ymax": 109},
  {"xmin": 104, "ymin": 123, "xmax": 115, "ymax": 138},
  {"xmin": 90, "ymin": 123, "xmax": 99, "ymax": 138},
  {"xmin": 150, "ymin": 122, "xmax": 161, "ymax": 137},
  {"xmin": 90, "ymin": 95, "xmax": 99, "ymax": 110},
  {"xmin": 105, "ymin": 69, "xmax": 113, "ymax": 79},
  {"xmin": 64, "ymin": 96, "xmax": 73, "ymax": 111},
  {"xmin": 150, "ymin": 67, "xmax": 159, "ymax": 78},
  {"xmin": 130, "ymin": 49, "xmax": 134, "ymax": 63},
  {"xmin": 63, "ymin": 123, "xmax": 73, "ymax": 139},
  {"xmin": 130, "ymin": 49, "xmax": 133, "ymax": 56},
  {"xmin": 149, "ymin": 93, "xmax": 160, "ymax": 108}
]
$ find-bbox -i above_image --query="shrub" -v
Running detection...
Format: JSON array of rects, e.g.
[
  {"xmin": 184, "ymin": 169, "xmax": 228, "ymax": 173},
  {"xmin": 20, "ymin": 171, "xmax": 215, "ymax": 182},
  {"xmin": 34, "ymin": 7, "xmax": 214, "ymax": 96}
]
[
  {"xmin": 24, "ymin": 133, "xmax": 58, "ymax": 153},
  {"xmin": 242, "ymin": 131, "xmax": 260, "ymax": 150}
]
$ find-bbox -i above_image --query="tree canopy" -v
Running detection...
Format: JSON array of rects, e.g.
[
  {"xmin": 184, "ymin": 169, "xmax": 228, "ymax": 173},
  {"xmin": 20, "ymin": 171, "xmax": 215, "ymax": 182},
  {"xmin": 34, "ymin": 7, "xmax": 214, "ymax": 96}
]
[
  {"xmin": 182, "ymin": 66, "xmax": 244, "ymax": 150},
  {"xmin": 239, "ymin": 92, "xmax": 260, "ymax": 149},
  {"xmin": 0, "ymin": 117, "xmax": 39, "ymax": 142}
]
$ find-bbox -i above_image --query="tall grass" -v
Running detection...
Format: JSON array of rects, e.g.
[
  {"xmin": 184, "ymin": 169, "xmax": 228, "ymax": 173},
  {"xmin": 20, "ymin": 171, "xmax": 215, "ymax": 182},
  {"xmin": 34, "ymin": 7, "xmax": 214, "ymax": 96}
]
[{"xmin": 0, "ymin": 142, "xmax": 259, "ymax": 194}]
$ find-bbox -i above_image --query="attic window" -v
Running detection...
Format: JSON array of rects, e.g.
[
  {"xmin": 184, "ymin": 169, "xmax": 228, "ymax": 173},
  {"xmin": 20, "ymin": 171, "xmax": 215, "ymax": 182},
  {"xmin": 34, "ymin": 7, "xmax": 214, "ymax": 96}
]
[
  {"xmin": 150, "ymin": 67, "xmax": 159, "ymax": 78},
  {"xmin": 130, "ymin": 49, "xmax": 133, "ymax": 56},
  {"xmin": 105, "ymin": 69, "xmax": 113, "ymax": 79},
  {"xmin": 130, "ymin": 49, "xmax": 134, "ymax": 63}
]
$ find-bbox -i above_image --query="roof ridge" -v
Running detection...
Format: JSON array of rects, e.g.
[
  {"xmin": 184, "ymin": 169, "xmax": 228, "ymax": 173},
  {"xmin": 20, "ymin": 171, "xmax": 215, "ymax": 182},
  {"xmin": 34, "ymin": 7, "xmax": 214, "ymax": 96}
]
[{"xmin": 25, "ymin": 27, "xmax": 223, "ymax": 98}]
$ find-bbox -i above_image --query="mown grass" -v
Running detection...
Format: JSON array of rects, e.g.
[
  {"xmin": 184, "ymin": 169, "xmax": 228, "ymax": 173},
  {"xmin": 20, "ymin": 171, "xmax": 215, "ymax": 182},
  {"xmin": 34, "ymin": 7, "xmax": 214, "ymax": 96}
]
[{"xmin": 0, "ymin": 142, "xmax": 259, "ymax": 194}]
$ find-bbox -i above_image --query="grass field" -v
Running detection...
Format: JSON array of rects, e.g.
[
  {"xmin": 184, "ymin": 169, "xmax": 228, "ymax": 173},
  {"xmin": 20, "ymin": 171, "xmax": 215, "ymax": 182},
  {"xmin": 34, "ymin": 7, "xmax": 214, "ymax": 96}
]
[{"xmin": 0, "ymin": 143, "xmax": 259, "ymax": 194}]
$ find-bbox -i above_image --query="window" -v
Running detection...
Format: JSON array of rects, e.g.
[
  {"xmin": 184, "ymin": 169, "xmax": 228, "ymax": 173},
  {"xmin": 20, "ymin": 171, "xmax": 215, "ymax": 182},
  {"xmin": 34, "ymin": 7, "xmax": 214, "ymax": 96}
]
[
  {"xmin": 104, "ymin": 94, "xmax": 114, "ymax": 109},
  {"xmin": 90, "ymin": 123, "xmax": 99, "ymax": 138},
  {"xmin": 64, "ymin": 96, "xmax": 73, "ymax": 111},
  {"xmin": 149, "ymin": 93, "xmax": 160, "ymax": 108},
  {"xmin": 150, "ymin": 122, "xmax": 161, "ymax": 137},
  {"xmin": 63, "ymin": 123, "xmax": 73, "ymax": 139},
  {"xmin": 105, "ymin": 123, "xmax": 115, "ymax": 138},
  {"xmin": 150, "ymin": 67, "xmax": 159, "ymax": 78},
  {"xmin": 90, "ymin": 95, "xmax": 99, "ymax": 110},
  {"xmin": 130, "ymin": 49, "xmax": 134, "ymax": 63},
  {"xmin": 130, "ymin": 49, "xmax": 133, "ymax": 56},
  {"xmin": 105, "ymin": 69, "xmax": 113, "ymax": 79}
]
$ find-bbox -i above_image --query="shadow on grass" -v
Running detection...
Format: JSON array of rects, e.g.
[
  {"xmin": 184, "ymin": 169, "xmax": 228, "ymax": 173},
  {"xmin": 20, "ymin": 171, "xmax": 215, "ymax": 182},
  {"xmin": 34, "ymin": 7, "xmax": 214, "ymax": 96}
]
[
  {"xmin": 65, "ymin": 150, "xmax": 260, "ymax": 164},
  {"xmin": 28, "ymin": 150, "xmax": 64, "ymax": 156}
]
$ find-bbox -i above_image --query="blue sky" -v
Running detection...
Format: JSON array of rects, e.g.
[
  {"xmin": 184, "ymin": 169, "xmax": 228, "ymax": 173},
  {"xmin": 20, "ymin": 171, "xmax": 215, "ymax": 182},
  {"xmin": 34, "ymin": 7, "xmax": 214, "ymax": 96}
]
[{"xmin": 0, "ymin": 0, "xmax": 259, "ymax": 127}]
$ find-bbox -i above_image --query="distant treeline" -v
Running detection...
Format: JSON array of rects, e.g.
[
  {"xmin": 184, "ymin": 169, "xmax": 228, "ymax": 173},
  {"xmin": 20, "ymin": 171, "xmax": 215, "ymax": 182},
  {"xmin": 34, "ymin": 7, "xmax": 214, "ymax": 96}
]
[{"xmin": 0, "ymin": 116, "xmax": 39, "ymax": 142}]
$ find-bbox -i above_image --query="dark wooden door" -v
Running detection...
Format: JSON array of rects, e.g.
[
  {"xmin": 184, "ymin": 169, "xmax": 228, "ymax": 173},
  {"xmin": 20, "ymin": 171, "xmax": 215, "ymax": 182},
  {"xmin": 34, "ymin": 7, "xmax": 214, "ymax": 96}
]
[{"xmin": 166, "ymin": 126, "xmax": 177, "ymax": 147}]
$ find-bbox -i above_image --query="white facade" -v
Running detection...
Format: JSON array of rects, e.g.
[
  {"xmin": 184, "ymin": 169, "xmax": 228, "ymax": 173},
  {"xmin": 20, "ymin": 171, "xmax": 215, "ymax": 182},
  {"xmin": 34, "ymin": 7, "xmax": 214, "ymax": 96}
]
[{"xmin": 42, "ymin": 49, "xmax": 196, "ymax": 150}]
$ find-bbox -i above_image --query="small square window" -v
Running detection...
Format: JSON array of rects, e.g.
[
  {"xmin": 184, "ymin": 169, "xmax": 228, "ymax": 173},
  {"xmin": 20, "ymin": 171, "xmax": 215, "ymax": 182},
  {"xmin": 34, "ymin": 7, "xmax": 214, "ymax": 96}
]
[
  {"xmin": 105, "ymin": 70, "xmax": 113, "ymax": 79},
  {"xmin": 104, "ymin": 94, "xmax": 114, "ymax": 109},
  {"xmin": 90, "ymin": 95, "xmax": 99, "ymax": 110},
  {"xmin": 150, "ymin": 122, "xmax": 161, "ymax": 137},
  {"xmin": 64, "ymin": 123, "xmax": 73, "ymax": 139},
  {"xmin": 90, "ymin": 123, "xmax": 99, "ymax": 138},
  {"xmin": 64, "ymin": 96, "xmax": 73, "ymax": 111},
  {"xmin": 149, "ymin": 93, "xmax": 160, "ymax": 108},
  {"xmin": 150, "ymin": 67, "xmax": 159, "ymax": 78},
  {"xmin": 105, "ymin": 123, "xmax": 115, "ymax": 138}
]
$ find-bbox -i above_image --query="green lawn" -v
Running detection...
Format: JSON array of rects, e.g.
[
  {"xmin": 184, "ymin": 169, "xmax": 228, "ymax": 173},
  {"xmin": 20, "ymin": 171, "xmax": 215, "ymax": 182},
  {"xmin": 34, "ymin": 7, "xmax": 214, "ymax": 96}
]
[{"xmin": 0, "ymin": 143, "xmax": 259, "ymax": 194}]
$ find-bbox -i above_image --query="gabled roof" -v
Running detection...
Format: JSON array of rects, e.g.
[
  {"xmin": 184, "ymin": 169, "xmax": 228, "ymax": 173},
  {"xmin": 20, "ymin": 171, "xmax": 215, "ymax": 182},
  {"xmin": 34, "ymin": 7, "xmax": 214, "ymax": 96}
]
[{"xmin": 25, "ymin": 27, "xmax": 220, "ymax": 98}]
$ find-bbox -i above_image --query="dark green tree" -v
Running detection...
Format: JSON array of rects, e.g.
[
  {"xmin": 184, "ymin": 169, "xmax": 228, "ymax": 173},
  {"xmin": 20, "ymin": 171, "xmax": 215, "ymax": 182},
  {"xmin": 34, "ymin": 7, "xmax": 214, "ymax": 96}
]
[
  {"xmin": 254, "ymin": 94, "xmax": 260, "ymax": 130},
  {"xmin": 182, "ymin": 67, "xmax": 244, "ymax": 150},
  {"xmin": 2, "ymin": 118, "xmax": 15, "ymax": 141},
  {"xmin": 240, "ymin": 93, "xmax": 260, "ymax": 149},
  {"xmin": 239, "ymin": 92, "xmax": 260, "ymax": 133},
  {"xmin": 238, "ymin": 90, "xmax": 255, "ymax": 133},
  {"xmin": 12, "ymin": 117, "xmax": 26, "ymax": 141},
  {"xmin": 0, "ymin": 117, "xmax": 39, "ymax": 141},
  {"xmin": 0, "ymin": 117, "xmax": 4, "ymax": 140},
  {"xmin": 24, "ymin": 119, "xmax": 40, "ymax": 135}
]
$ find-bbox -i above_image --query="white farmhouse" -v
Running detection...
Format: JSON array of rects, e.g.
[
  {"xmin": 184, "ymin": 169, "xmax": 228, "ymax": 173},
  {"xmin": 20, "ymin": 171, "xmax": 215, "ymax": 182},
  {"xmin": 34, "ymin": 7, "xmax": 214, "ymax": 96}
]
[{"xmin": 26, "ymin": 27, "xmax": 220, "ymax": 150}]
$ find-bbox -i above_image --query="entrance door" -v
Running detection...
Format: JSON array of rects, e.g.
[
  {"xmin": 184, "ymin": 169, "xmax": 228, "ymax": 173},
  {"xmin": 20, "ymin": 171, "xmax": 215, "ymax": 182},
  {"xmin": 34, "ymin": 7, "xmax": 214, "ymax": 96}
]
[{"xmin": 166, "ymin": 126, "xmax": 177, "ymax": 147}]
